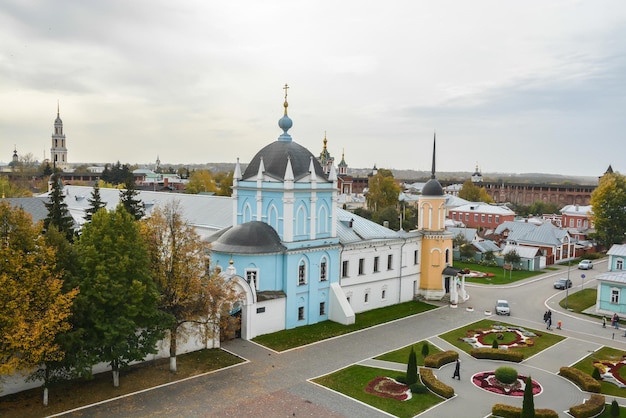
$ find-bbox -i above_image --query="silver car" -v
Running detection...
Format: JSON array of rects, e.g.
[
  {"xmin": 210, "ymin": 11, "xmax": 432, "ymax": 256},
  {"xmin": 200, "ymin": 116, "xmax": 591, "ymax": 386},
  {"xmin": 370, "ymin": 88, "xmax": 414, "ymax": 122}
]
[
  {"xmin": 495, "ymin": 300, "xmax": 510, "ymax": 315},
  {"xmin": 578, "ymin": 260, "xmax": 593, "ymax": 270}
]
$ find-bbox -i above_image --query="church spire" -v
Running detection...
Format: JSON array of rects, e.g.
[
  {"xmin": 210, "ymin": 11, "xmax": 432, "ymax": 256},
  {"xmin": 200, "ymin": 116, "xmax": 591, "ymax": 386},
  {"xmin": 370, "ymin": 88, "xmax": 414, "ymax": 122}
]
[
  {"xmin": 430, "ymin": 131, "xmax": 437, "ymax": 179},
  {"xmin": 277, "ymin": 84, "xmax": 293, "ymax": 142}
]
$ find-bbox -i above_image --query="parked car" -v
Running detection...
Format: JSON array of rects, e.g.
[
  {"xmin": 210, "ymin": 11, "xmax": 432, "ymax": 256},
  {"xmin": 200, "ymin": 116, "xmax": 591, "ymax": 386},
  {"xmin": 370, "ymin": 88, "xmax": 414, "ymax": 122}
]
[
  {"xmin": 578, "ymin": 260, "xmax": 593, "ymax": 270},
  {"xmin": 554, "ymin": 278, "xmax": 572, "ymax": 289},
  {"xmin": 495, "ymin": 300, "xmax": 510, "ymax": 315}
]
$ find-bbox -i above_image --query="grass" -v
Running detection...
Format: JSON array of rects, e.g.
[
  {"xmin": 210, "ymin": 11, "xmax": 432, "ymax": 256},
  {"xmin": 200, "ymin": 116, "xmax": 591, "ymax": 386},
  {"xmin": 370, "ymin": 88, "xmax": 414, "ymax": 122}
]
[
  {"xmin": 439, "ymin": 319, "xmax": 565, "ymax": 358},
  {"xmin": 312, "ymin": 365, "xmax": 443, "ymax": 418},
  {"xmin": 375, "ymin": 341, "xmax": 442, "ymax": 365},
  {"xmin": 571, "ymin": 346, "xmax": 626, "ymax": 398},
  {"xmin": 559, "ymin": 288, "xmax": 597, "ymax": 314},
  {"xmin": 0, "ymin": 349, "xmax": 243, "ymax": 418},
  {"xmin": 252, "ymin": 301, "xmax": 437, "ymax": 351},
  {"xmin": 453, "ymin": 261, "xmax": 545, "ymax": 285},
  {"xmin": 598, "ymin": 404, "xmax": 626, "ymax": 417}
]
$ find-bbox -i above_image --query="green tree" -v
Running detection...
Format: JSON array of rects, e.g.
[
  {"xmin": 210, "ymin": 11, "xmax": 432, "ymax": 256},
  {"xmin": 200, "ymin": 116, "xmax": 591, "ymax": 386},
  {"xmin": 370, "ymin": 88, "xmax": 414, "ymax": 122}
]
[
  {"xmin": 84, "ymin": 182, "xmax": 107, "ymax": 222},
  {"xmin": 141, "ymin": 201, "xmax": 237, "ymax": 372},
  {"xmin": 185, "ymin": 169, "xmax": 217, "ymax": 194},
  {"xmin": 460, "ymin": 243, "xmax": 476, "ymax": 261},
  {"xmin": 521, "ymin": 375, "xmax": 535, "ymax": 418},
  {"xmin": 0, "ymin": 202, "xmax": 78, "ymax": 403},
  {"xmin": 73, "ymin": 206, "xmax": 166, "ymax": 387},
  {"xmin": 611, "ymin": 399, "xmax": 619, "ymax": 417},
  {"xmin": 527, "ymin": 201, "xmax": 560, "ymax": 216},
  {"xmin": 119, "ymin": 178, "xmax": 145, "ymax": 220},
  {"xmin": 504, "ymin": 249, "xmax": 521, "ymax": 265},
  {"xmin": 43, "ymin": 174, "xmax": 75, "ymax": 241},
  {"xmin": 366, "ymin": 169, "xmax": 400, "ymax": 212},
  {"xmin": 373, "ymin": 206, "xmax": 400, "ymax": 230},
  {"xmin": 406, "ymin": 347, "xmax": 418, "ymax": 385},
  {"xmin": 421, "ymin": 342, "xmax": 430, "ymax": 358},
  {"xmin": 590, "ymin": 171, "xmax": 626, "ymax": 247}
]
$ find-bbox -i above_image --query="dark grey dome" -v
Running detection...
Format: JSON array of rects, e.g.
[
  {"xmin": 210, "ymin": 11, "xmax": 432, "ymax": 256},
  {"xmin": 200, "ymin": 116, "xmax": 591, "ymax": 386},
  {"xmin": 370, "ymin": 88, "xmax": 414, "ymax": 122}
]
[
  {"xmin": 421, "ymin": 178, "xmax": 444, "ymax": 196},
  {"xmin": 242, "ymin": 140, "xmax": 327, "ymax": 181},
  {"xmin": 209, "ymin": 221, "xmax": 286, "ymax": 254}
]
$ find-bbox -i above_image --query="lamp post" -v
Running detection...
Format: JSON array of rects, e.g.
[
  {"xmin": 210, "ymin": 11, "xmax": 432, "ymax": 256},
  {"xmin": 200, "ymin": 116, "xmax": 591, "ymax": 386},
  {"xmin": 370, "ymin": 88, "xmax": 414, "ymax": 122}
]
[{"xmin": 565, "ymin": 260, "xmax": 571, "ymax": 310}]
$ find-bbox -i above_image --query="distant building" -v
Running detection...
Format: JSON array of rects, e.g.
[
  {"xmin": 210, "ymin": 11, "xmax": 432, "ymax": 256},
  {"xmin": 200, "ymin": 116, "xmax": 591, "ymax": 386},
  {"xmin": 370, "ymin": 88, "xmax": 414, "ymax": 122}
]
[
  {"xmin": 448, "ymin": 203, "xmax": 515, "ymax": 230},
  {"xmin": 596, "ymin": 244, "xmax": 626, "ymax": 316},
  {"xmin": 51, "ymin": 103, "xmax": 69, "ymax": 171}
]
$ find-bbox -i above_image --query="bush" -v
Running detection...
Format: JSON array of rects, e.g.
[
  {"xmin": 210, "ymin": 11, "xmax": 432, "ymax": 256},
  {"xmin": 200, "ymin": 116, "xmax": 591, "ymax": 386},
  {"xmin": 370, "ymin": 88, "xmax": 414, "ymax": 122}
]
[
  {"xmin": 592, "ymin": 367, "xmax": 601, "ymax": 380},
  {"xmin": 492, "ymin": 404, "xmax": 558, "ymax": 418},
  {"xmin": 407, "ymin": 347, "xmax": 418, "ymax": 385},
  {"xmin": 424, "ymin": 350, "xmax": 458, "ymax": 368},
  {"xmin": 492, "ymin": 339, "xmax": 499, "ymax": 349},
  {"xmin": 419, "ymin": 367, "xmax": 454, "ymax": 398},
  {"xmin": 611, "ymin": 399, "xmax": 619, "ymax": 418},
  {"xmin": 568, "ymin": 394, "xmax": 605, "ymax": 418},
  {"xmin": 559, "ymin": 367, "xmax": 602, "ymax": 393},
  {"xmin": 409, "ymin": 382, "xmax": 428, "ymax": 394},
  {"xmin": 421, "ymin": 342, "xmax": 430, "ymax": 358},
  {"xmin": 470, "ymin": 348, "xmax": 524, "ymax": 362},
  {"xmin": 395, "ymin": 375, "xmax": 407, "ymax": 384},
  {"xmin": 495, "ymin": 366, "xmax": 519, "ymax": 384}
]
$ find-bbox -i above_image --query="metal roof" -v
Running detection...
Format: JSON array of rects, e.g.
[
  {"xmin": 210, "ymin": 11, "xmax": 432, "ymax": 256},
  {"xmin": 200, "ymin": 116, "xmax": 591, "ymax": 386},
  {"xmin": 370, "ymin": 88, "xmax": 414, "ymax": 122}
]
[
  {"xmin": 495, "ymin": 221, "xmax": 570, "ymax": 247},
  {"xmin": 608, "ymin": 244, "xmax": 626, "ymax": 257},
  {"xmin": 597, "ymin": 271, "xmax": 626, "ymax": 284}
]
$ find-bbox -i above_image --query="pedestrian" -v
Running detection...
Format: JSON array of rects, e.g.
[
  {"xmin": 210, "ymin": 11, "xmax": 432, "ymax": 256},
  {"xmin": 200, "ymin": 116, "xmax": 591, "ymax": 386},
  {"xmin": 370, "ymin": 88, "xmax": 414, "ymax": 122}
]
[
  {"xmin": 602, "ymin": 316, "xmax": 606, "ymax": 328},
  {"xmin": 616, "ymin": 314, "xmax": 620, "ymax": 329},
  {"xmin": 543, "ymin": 311, "xmax": 549, "ymax": 328},
  {"xmin": 557, "ymin": 320, "xmax": 562, "ymax": 330},
  {"xmin": 547, "ymin": 317, "xmax": 552, "ymax": 330},
  {"xmin": 452, "ymin": 358, "xmax": 461, "ymax": 380}
]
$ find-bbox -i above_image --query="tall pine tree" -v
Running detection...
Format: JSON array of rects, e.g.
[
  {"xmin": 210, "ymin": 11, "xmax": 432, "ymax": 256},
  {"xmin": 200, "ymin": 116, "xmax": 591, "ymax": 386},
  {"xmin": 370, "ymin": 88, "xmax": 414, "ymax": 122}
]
[
  {"xmin": 119, "ymin": 177, "xmax": 144, "ymax": 220},
  {"xmin": 84, "ymin": 182, "xmax": 106, "ymax": 222},
  {"xmin": 44, "ymin": 174, "xmax": 75, "ymax": 241}
]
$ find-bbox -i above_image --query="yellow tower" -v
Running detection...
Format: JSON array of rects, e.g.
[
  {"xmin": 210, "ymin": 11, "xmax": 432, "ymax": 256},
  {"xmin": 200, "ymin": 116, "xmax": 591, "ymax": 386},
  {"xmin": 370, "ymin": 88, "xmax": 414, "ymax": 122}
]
[{"xmin": 418, "ymin": 135, "xmax": 453, "ymax": 300}]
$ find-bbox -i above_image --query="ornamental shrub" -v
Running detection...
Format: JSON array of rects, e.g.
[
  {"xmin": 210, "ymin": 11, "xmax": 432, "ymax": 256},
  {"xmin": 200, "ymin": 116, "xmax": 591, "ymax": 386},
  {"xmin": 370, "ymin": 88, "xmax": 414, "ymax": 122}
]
[
  {"xmin": 407, "ymin": 347, "xmax": 418, "ymax": 385},
  {"xmin": 592, "ymin": 367, "xmax": 601, "ymax": 380},
  {"xmin": 409, "ymin": 382, "xmax": 428, "ymax": 394},
  {"xmin": 568, "ymin": 393, "xmax": 605, "ymax": 418},
  {"xmin": 492, "ymin": 339, "xmax": 499, "ymax": 349},
  {"xmin": 421, "ymin": 341, "xmax": 430, "ymax": 358},
  {"xmin": 611, "ymin": 399, "xmax": 619, "ymax": 418},
  {"xmin": 559, "ymin": 367, "xmax": 601, "ymax": 393},
  {"xmin": 495, "ymin": 366, "xmax": 519, "ymax": 384},
  {"xmin": 419, "ymin": 367, "xmax": 455, "ymax": 398},
  {"xmin": 424, "ymin": 350, "xmax": 458, "ymax": 368}
]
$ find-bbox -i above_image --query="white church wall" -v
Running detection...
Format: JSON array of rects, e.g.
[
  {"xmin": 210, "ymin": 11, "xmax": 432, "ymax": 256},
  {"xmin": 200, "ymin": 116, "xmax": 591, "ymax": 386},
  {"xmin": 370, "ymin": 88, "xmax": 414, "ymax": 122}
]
[{"xmin": 251, "ymin": 297, "xmax": 286, "ymax": 338}]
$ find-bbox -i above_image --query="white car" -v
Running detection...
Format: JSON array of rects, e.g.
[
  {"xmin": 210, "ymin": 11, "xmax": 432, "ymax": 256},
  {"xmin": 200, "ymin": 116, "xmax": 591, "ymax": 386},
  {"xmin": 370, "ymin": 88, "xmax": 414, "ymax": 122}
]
[
  {"xmin": 578, "ymin": 260, "xmax": 593, "ymax": 270},
  {"xmin": 495, "ymin": 300, "xmax": 510, "ymax": 315}
]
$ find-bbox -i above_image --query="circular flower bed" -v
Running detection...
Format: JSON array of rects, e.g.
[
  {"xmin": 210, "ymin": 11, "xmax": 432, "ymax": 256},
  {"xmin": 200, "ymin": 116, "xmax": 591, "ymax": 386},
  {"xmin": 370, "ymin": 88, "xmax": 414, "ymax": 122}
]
[
  {"xmin": 365, "ymin": 376, "xmax": 412, "ymax": 401},
  {"xmin": 472, "ymin": 371, "xmax": 542, "ymax": 396},
  {"xmin": 461, "ymin": 326, "xmax": 537, "ymax": 349}
]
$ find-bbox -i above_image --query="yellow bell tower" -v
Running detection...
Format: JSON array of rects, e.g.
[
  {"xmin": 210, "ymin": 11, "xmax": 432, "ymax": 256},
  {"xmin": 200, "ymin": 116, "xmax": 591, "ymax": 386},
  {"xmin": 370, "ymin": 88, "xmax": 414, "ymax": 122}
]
[{"xmin": 418, "ymin": 135, "xmax": 453, "ymax": 300}]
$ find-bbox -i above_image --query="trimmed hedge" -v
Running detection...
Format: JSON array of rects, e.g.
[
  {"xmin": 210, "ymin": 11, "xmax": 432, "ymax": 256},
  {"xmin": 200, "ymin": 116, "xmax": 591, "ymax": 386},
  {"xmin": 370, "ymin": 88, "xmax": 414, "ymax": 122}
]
[
  {"xmin": 492, "ymin": 403, "xmax": 558, "ymax": 418},
  {"xmin": 424, "ymin": 350, "xmax": 458, "ymax": 368},
  {"xmin": 568, "ymin": 394, "xmax": 606, "ymax": 418},
  {"xmin": 419, "ymin": 367, "xmax": 455, "ymax": 399},
  {"xmin": 495, "ymin": 366, "xmax": 519, "ymax": 384},
  {"xmin": 559, "ymin": 367, "xmax": 602, "ymax": 393},
  {"xmin": 470, "ymin": 348, "xmax": 524, "ymax": 362}
]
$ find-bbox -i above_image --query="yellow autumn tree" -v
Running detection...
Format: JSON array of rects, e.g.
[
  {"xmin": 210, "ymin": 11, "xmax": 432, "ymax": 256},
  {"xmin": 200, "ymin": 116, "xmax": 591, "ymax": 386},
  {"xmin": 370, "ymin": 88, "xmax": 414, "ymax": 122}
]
[
  {"xmin": 141, "ymin": 200, "xmax": 238, "ymax": 372},
  {"xmin": 185, "ymin": 169, "xmax": 217, "ymax": 194},
  {"xmin": 0, "ymin": 202, "xmax": 78, "ymax": 380}
]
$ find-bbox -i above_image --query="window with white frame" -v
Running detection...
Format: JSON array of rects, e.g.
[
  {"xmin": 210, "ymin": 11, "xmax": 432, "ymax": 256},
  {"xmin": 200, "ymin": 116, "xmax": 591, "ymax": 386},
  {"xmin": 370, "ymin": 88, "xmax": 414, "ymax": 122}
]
[
  {"xmin": 342, "ymin": 260, "xmax": 349, "ymax": 277},
  {"xmin": 617, "ymin": 259, "xmax": 624, "ymax": 270},
  {"xmin": 319, "ymin": 302, "xmax": 326, "ymax": 316},
  {"xmin": 373, "ymin": 256, "xmax": 380, "ymax": 273},
  {"xmin": 358, "ymin": 258, "xmax": 365, "ymax": 275},
  {"xmin": 298, "ymin": 306, "xmax": 305, "ymax": 320},
  {"xmin": 245, "ymin": 269, "xmax": 258, "ymax": 289},
  {"xmin": 414, "ymin": 250, "xmax": 419, "ymax": 265},
  {"xmin": 298, "ymin": 261, "xmax": 306, "ymax": 285},
  {"xmin": 320, "ymin": 259, "xmax": 327, "ymax": 281},
  {"xmin": 387, "ymin": 254, "xmax": 393, "ymax": 270},
  {"xmin": 611, "ymin": 288, "xmax": 620, "ymax": 304}
]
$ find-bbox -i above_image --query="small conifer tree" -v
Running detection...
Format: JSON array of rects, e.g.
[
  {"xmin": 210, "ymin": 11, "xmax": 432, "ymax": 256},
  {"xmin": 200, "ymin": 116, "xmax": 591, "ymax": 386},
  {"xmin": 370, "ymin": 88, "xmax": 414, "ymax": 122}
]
[
  {"xmin": 406, "ymin": 347, "xmax": 418, "ymax": 385},
  {"xmin": 421, "ymin": 342, "xmax": 429, "ymax": 358},
  {"xmin": 521, "ymin": 375, "xmax": 535, "ymax": 418},
  {"xmin": 592, "ymin": 367, "xmax": 601, "ymax": 380},
  {"xmin": 611, "ymin": 399, "xmax": 619, "ymax": 417},
  {"xmin": 492, "ymin": 339, "xmax": 499, "ymax": 349}
]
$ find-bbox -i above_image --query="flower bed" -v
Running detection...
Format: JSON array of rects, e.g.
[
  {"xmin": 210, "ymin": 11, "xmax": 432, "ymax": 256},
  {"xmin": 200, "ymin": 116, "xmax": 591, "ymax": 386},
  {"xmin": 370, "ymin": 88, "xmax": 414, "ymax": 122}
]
[
  {"xmin": 365, "ymin": 376, "xmax": 412, "ymax": 401},
  {"xmin": 461, "ymin": 325, "xmax": 538, "ymax": 349},
  {"xmin": 593, "ymin": 359, "xmax": 626, "ymax": 388},
  {"xmin": 472, "ymin": 371, "xmax": 542, "ymax": 396}
]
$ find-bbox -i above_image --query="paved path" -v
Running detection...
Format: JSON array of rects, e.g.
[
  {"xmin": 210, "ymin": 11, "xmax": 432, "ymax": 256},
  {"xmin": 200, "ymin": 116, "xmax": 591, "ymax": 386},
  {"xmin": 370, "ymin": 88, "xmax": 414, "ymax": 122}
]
[{"xmin": 57, "ymin": 265, "xmax": 626, "ymax": 418}]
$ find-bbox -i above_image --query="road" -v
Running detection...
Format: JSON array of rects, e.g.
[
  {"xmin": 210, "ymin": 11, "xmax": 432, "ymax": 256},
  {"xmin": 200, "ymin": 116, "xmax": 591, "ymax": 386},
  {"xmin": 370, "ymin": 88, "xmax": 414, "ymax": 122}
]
[{"xmin": 54, "ymin": 259, "xmax": 626, "ymax": 418}]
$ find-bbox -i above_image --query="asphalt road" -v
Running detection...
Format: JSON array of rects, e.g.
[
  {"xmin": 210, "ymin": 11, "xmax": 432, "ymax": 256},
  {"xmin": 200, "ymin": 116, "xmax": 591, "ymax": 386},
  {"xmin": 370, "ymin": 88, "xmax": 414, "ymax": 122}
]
[{"xmin": 53, "ymin": 259, "xmax": 626, "ymax": 418}]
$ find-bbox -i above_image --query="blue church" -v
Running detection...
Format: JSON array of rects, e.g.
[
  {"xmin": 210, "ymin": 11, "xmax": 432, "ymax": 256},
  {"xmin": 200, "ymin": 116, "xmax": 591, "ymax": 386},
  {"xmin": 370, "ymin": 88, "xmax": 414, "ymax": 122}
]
[{"xmin": 208, "ymin": 86, "xmax": 454, "ymax": 339}]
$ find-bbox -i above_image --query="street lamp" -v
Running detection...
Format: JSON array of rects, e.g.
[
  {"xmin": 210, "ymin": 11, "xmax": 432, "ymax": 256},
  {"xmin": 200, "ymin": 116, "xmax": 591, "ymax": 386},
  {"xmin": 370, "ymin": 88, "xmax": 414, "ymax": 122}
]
[{"xmin": 565, "ymin": 260, "xmax": 571, "ymax": 310}]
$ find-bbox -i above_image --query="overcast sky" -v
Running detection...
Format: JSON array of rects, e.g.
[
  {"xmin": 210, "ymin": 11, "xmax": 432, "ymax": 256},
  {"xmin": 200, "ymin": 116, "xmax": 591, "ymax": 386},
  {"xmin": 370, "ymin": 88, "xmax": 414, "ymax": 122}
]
[{"xmin": 1, "ymin": 0, "xmax": 625, "ymax": 177}]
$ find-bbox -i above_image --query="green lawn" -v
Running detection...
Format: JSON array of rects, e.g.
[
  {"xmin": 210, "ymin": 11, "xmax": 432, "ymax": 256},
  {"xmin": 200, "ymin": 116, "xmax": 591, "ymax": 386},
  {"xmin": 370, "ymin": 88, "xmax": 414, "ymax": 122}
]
[
  {"xmin": 312, "ymin": 365, "xmax": 443, "ymax": 418},
  {"xmin": 571, "ymin": 346, "xmax": 626, "ymax": 398},
  {"xmin": 439, "ymin": 319, "xmax": 565, "ymax": 358},
  {"xmin": 375, "ymin": 341, "xmax": 442, "ymax": 365},
  {"xmin": 598, "ymin": 404, "xmax": 626, "ymax": 417},
  {"xmin": 559, "ymin": 288, "xmax": 597, "ymax": 314},
  {"xmin": 453, "ymin": 261, "xmax": 545, "ymax": 285},
  {"xmin": 253, "ymin": 301, "xmax": 437, "ymax": 351}
]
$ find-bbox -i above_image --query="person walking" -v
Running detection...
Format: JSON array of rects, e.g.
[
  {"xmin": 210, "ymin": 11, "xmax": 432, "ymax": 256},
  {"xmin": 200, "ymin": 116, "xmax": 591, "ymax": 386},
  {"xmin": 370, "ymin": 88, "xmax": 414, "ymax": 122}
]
[
  {"xmin": 452, "ymin": 358, "xmax": 461, "ymax": 380},
  {"xmin": 602, "ymin": 316, "xmax": 607, "ymax": 328},
  {"xmin": 547, "ymin": 316, "xmax": 552, "ymax": 330}
]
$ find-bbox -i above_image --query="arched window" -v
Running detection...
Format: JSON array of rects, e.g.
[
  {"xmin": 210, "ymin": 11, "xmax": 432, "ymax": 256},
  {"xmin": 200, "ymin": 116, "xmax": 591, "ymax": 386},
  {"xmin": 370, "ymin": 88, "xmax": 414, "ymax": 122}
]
[
  {"xmin": 243, "ymin": 202, "xmax": 252, "ymax": 223},
  {"xmin": 268, "ymin": 204, "xmax": 278, "ymax": 231},
  {"xmin": 320, "ymin": 257, "xmax": 328, "ymax": 281},
  {"xmin": 296, "ymin": 205, "xmax": 307, "ymax": 236},
  {"xmin": 318, "ymin": 205, "xmax": 328, "ymax": 233},
  {"xmin": 298, "ymin": 259, "xmax": 307, "ymax": 286}
]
